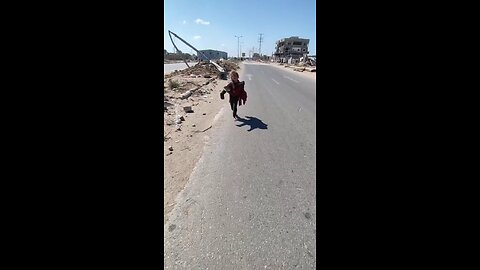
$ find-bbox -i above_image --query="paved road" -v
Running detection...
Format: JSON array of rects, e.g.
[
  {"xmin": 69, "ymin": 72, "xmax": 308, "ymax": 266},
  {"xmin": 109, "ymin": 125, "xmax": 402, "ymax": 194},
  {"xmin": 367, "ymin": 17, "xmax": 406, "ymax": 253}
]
[
  {"xmin": 164, "ymin": 62, "xmax": 194, "ymax": 74},
  {"xmin": 164, "ymin": 62, "xmax": 316, "ymax": 269}
]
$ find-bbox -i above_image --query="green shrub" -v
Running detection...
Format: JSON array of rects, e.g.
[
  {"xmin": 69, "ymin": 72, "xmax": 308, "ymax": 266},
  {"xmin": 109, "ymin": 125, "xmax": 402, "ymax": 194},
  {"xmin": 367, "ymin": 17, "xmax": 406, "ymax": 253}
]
[{"xmin": 169, "ymin": 80, "xmax": 180, "ymax": 89}]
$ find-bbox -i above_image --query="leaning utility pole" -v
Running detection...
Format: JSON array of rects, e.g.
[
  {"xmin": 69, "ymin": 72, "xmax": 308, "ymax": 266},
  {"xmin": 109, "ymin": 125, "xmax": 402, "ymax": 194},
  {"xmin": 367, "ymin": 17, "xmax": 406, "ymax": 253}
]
[
  {"xmin": 235, "ymin": 35, "xmax": 243, "ymax": 58},
  {"xmin": 258, "ymin": 33, "xmax": 264, "ymax": 56},
  {"xmin": 168, "ymin": 30, "xmax": 225, "ymax": 73}
]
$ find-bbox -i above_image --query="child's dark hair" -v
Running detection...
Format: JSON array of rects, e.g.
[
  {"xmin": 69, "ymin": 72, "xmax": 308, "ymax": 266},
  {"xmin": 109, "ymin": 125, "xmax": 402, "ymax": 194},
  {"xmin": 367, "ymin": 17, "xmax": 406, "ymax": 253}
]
[{"xmin": 230, "ymin": 71, "xmax": 239, "ymax": 78}]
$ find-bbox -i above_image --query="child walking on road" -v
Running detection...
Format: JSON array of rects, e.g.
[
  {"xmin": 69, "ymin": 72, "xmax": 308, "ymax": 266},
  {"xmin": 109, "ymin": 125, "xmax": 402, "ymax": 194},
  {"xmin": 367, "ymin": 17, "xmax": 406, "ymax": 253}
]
[{"xmin": 220, "ymin": 71, "xmax": 247, "ymax": 119}]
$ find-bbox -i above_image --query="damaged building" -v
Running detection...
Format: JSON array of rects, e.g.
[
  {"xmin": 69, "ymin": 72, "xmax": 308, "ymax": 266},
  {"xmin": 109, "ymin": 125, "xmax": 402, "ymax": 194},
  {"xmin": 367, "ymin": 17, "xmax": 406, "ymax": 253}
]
[{"xmin": 273, "ymin": 36, "xmax": 309, "ymax": 63}]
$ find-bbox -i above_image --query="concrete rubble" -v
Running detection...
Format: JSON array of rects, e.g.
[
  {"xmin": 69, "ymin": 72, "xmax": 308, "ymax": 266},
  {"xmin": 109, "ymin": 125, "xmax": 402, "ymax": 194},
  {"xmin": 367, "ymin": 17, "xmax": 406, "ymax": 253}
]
[
  {"xmin": 183, "ymin": 106, "xmax": 193, "ymax": 113},
  {"xmin": 280, "ymin": 62, "xmax": 316, "ymax": 73},
  {"xmin": 164, "ymin": 60, "xmax": 239, "ymax": 79},
  {"xmin": 275, "ymin": 52, "xmax": 316, "ymax": 72}
]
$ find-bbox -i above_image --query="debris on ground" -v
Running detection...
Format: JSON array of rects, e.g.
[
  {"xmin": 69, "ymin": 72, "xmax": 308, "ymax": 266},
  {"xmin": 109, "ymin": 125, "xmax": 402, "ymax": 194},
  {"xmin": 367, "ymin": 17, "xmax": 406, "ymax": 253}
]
[
  {"xmin": 274, "ymin": 55, "xmax": 316, "ymax": 72},
  {"xmin": 180, "ymin": 90, "xmax": 193, "ymax": 99},
  {"xmin": 183, "ymin": 106, "xmax": 193, "ymax": 113},
  {"xmin": 280, "ymin": 62, "xmax": 316, "ymax": 72},
  {"xmin": 164, "ymin": 72, "xmax": 224, "ymax": 141},
  {"xmin": 164, "ymin": 60, "xmax": 239, "ymax": 80}
]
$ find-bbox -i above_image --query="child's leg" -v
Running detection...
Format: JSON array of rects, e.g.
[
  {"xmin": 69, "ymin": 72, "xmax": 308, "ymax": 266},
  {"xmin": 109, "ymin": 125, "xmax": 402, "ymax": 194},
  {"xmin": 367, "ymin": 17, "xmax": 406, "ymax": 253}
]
[{"xmin": 232, "ymin": 100, "xmax": 238, "ymax": 118}]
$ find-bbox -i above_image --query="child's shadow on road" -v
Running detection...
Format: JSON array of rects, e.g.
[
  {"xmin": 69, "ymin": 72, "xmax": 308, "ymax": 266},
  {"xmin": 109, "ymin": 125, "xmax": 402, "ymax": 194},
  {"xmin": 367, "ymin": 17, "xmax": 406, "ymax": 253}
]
[{"xmin": 235, "ymin": 116, "xmax": 268, "ymax": 132}]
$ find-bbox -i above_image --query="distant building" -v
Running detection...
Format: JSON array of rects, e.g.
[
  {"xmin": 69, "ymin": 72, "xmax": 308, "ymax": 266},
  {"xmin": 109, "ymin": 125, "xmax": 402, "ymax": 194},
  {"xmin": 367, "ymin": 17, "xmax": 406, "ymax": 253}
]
[
  {"xmin": 273, "ymin": 36, "xmax": 309, "ymax": 62},
  {"xmin": 198, "ymin": 49, "xmax": 228, "ymax": 61}
]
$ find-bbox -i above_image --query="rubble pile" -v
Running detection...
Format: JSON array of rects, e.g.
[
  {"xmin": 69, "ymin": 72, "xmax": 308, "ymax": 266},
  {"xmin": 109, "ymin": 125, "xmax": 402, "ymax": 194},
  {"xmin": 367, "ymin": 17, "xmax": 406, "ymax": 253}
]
[
  {"xmin": 216, "ymin": 60, "xmax": 239, "ymax": 72},
  {"xmin": 164, "ymin": 75, "xmax": 217, "ymax": 130},
  {"xmin": 163, "ymin": 60, "xmax": 236, "ymax": 132},
  {"xmin": 281, "ymin": 60, "xmax": 316, "ymax": 72},
  {"xmin": 164, "ymin": 62, "xmax": 217, "ymax": 79},
  {"xmin": 164, "ymin": 79, "xmax": 200, "ymax": 92},
  {"xmin": 164, "ymin": 60, "xmax": 239, "ymax": 79}
]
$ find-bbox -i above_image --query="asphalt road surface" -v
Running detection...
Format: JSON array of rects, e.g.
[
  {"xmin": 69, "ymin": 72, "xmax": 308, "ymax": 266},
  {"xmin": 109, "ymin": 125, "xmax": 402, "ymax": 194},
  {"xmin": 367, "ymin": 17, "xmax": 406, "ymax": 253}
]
[
  {"xmin": 164, "ymin": 62, "xmax": 316, "ymax": 269},
  {"xmin": 164, "ymin": 62, "xmax": 193, "ymax": 74}
]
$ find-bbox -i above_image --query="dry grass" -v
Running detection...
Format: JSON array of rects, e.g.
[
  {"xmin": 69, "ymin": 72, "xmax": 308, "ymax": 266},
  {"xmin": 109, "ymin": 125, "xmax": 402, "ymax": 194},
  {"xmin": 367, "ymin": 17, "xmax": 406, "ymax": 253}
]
[{"xmin": 169, "ymin": 79, "xmax": 180, "ymax": 90}]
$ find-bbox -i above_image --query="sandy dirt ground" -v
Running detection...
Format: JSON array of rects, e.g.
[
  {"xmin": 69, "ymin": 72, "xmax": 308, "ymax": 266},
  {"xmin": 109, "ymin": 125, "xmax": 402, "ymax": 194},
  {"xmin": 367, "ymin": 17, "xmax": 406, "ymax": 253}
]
[{"xmin": 164, "ymin": 61, "xmax": 240, "ymax": 224}]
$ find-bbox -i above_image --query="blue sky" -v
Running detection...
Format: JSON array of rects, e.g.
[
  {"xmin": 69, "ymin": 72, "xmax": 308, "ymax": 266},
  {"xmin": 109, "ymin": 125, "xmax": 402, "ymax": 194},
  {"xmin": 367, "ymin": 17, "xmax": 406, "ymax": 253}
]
[{"xmin": 164, "ymin": 0, "xmax": 316, "ymax": 58}]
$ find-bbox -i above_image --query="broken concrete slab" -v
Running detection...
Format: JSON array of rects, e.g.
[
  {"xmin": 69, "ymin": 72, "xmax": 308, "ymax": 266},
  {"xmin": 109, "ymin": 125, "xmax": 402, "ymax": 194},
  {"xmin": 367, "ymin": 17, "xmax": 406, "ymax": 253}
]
[{"xmin": 183, "ymin": 106, "xmax": 193, "ymax": 113}]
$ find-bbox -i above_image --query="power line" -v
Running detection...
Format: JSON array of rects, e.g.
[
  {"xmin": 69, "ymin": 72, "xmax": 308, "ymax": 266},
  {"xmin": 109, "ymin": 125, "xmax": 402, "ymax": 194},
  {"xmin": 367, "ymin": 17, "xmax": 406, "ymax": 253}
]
[
  {"xmin": 258, "ymin": 34, "xmax": 264, "ymax": 56},
  {"xmin": 234, "ymin": 35, "xmax": 243, "ymax": 58}
]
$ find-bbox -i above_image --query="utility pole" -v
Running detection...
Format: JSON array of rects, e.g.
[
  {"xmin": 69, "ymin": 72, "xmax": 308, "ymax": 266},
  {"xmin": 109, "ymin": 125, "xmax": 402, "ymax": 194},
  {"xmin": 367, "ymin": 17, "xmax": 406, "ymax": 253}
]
[
  {"xmin": 258, "ymin": 33, "xmax": 264, "ymax": 56},
  {"xmin": 240, "ymin": 41, "xmax": 244, "ymax": 58},
  {"xmin": 234, "ymin": 35, "xmax": 243, "ymax": 58}
]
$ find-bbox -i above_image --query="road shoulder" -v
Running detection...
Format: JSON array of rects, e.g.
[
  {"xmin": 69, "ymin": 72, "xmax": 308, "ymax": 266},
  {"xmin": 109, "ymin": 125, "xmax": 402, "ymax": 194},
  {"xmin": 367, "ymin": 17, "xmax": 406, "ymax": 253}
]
[{"xmin": 263, "ymin": 62, "xmax": 316, "ymax": 80}]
